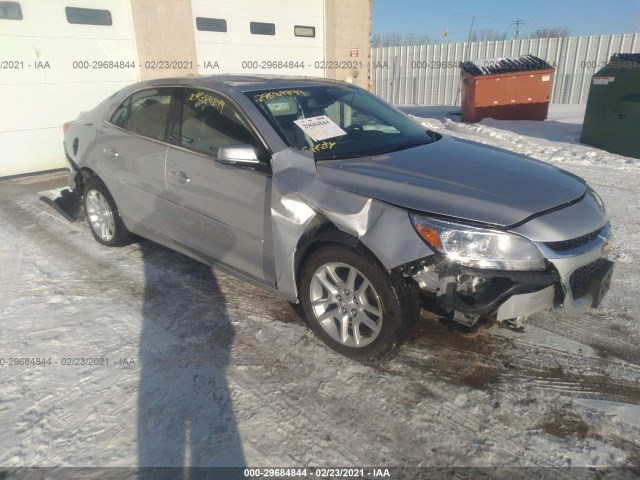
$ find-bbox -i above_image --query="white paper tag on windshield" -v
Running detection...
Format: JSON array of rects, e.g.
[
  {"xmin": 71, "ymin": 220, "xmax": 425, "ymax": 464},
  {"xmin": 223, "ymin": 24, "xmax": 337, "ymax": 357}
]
[{"xmin": 293, "ymin": 115, "xmax": 347, "ymax": 141}]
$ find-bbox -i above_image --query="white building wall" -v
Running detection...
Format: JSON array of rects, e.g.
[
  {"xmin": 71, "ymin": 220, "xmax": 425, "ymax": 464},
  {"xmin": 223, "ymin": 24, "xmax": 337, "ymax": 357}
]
[
  {"xmin": 191, "ymin": 0, "xmax": 324, "ymax": 76},
  {"xmin": 0, "ymin": 0, "xmax": 140, "ymax": 177},
  {"xmin": 1, "ymin": 0, "xmax": 354, "ymax": 177}
]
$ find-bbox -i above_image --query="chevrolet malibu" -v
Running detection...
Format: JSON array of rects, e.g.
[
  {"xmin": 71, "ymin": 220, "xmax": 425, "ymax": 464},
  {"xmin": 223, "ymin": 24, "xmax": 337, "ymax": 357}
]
[{"xmin": 63, "ymin": 75, "xmax": 614, "ymax": 359}]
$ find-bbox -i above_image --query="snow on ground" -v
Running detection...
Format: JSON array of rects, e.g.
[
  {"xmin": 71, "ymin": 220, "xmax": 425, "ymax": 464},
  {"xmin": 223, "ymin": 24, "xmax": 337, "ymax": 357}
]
[{"xmin": 1, "ymin": 105, "xmax": 640, "ymax": 475}]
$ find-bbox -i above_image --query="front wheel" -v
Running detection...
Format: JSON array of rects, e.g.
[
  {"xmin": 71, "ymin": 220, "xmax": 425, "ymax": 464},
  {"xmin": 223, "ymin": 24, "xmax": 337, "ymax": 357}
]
[
  {"xmin": 300, "ymin": 244, "xmax": 418, "ymax": 359},
  {"xmin": 83, "ymin": 177, "xmax": 132, "ymax": 246}
]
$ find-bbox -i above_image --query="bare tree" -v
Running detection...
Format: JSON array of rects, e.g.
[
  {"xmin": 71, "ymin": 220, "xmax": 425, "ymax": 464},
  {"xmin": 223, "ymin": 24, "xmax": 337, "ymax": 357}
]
[{"xmin": 531, "ymin": 26, "xmax": 571, "ymax": 38}]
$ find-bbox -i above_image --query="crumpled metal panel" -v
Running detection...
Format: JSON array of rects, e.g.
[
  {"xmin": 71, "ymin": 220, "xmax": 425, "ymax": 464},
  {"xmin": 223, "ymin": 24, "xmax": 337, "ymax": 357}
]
[{"xmin": 270, "ymin": 148, "xmax": 435, "ymax": 301}]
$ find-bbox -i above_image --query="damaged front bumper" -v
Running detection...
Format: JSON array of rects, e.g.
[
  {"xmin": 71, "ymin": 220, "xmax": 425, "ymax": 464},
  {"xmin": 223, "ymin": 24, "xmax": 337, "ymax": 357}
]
[
  {"xmin": 536, "ymin": 222, "xmax": 614, "ymax": 316},
  {"xmin": 405, "ymin": 222, "xmax": 614, "ymax": 326}
]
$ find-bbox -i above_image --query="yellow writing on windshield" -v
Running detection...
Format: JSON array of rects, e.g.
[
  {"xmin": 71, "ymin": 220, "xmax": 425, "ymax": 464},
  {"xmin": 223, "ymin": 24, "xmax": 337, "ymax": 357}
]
[
  {"xmin": 189, "ymin": 92, "xmax": 225, "ymax": 113},
  {"xmin": 305, "ymin": 141, "xmax": 336, "ymax": 153},
  {"xmin": 257, "ymin": 90, "xmax": 306, "ymax": 102}
]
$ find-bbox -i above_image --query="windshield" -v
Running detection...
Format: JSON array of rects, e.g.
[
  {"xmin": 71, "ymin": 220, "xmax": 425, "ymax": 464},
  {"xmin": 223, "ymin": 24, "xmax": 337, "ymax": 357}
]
[{"xmin": 246, "ymin": 85, "xmax": 437, "ymax": 160}]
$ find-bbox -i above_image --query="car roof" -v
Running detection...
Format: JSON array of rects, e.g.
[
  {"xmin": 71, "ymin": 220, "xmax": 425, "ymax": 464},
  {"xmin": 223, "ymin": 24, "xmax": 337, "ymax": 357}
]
[{"xmin": 142, "ymin": 74, "xmax": 351, "ymax": 94}]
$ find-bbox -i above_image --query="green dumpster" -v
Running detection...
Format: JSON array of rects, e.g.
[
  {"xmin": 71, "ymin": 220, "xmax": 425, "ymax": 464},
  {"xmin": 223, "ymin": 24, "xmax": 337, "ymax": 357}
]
[{"xmin": 581, "ymin": 53, "xmax": 640, "ymax": 159}]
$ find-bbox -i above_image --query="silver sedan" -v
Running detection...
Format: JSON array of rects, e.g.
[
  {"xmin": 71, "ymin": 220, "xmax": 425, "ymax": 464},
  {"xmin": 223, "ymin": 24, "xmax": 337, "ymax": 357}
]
[{"xmin": 63, "ymin": 75, "xmax": 614, "ymax": 358}]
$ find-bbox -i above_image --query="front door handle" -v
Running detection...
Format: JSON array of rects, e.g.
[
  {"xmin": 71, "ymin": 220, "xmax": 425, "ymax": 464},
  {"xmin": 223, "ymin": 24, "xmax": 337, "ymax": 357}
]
[
  {"xmin": 170, "ymin": 170, "xmax": 190, "ymax": 183},
  {"xmin": 103, "ymin": 147, "xmax": 119, "ymax": 158}
]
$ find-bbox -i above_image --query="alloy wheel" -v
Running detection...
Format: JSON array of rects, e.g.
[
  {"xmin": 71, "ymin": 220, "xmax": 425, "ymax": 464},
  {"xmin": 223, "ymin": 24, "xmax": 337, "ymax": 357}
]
[
  {"xmin": 309, "ymin": 262, "xmax": 383, "ymax": 347},
  {"xmin": 85, "ymin": 189, "xmax": 115, "ymax": 243}
]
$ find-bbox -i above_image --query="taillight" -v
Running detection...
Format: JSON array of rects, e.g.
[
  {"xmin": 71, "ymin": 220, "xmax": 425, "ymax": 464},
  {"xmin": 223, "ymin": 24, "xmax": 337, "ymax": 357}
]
[{"xmin": 63, "ymin": 121, "xmax": 71, "ymax": 134}]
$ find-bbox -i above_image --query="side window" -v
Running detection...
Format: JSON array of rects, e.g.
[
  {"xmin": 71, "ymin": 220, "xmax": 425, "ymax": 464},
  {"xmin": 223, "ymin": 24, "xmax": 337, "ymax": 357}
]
[
  {"xmin": 109, "ymin": 88, "xmax": 173, "ymax": 141},
  {"xmin": 177, "ymin": 89, "xmax": 260, "ymax": 157}
]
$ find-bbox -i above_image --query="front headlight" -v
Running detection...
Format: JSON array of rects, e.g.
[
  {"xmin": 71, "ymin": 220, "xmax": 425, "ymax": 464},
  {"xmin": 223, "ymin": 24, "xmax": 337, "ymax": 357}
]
[{"xmin": 411, "ymin": 215, "xmax": 545, "ymax": 271}]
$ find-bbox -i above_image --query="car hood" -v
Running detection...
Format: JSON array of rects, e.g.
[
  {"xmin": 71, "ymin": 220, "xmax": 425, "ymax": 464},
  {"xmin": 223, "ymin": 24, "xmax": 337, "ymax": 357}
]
[{"xmin": 315, "ymin": 136, "xmax": 586, "ymax": 227}]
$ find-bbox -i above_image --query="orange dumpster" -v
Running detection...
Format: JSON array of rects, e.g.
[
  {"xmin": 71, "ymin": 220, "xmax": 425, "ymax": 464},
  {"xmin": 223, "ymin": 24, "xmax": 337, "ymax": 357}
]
[{"xmin": 460, "ymin": 55, "xmax": 555, "ymax": 123}]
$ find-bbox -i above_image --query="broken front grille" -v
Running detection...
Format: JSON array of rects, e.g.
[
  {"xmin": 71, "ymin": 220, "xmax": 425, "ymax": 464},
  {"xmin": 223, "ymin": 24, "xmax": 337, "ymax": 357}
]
[{"xmin": 569, "ymin": 259, "xmax": 604, "ymax": 299}]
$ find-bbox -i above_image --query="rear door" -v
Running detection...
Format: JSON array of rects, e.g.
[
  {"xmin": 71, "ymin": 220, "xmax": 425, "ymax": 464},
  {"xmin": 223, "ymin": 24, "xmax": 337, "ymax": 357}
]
[
  {"xmin": 162, "ymin": 87, "xmax": 275, "ymax": 284},
  {"xmin": 101, "ymin": 87, "xmax": 174, "ymax": 231}
]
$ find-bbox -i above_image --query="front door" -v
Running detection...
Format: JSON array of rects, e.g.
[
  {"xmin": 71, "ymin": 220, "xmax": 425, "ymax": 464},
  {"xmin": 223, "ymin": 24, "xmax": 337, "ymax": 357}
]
[{"xmin": 163, "ymin": 87, "xmax": 275, "ymax": 284}]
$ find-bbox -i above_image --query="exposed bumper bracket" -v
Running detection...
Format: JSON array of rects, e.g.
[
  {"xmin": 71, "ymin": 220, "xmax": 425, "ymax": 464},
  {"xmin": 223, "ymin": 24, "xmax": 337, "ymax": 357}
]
[{"xmin": 496, "ymin": 285, "xmax": 555, "ymax": 321}]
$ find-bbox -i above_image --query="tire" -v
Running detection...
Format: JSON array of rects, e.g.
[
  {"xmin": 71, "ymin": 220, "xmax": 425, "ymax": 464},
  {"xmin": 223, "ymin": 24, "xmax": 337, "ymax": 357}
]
[
  {"xmin": 299, "ymin": 244, "xmax": 418, "ymax": 359},
  {"xmin": 83, "ymin": 177, "xmax": 132, "ymax": 246}
]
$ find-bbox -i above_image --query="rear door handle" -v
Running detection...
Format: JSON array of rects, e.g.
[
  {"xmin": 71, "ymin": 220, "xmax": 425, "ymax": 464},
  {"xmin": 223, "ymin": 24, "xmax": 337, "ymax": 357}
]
[
  {"xmin": 170, "ymin": 170, "xmax": 190, "ymax": 183},
  {"xmin": 103, "ymin": 147, "xmax": 119, "ymax": 158}
]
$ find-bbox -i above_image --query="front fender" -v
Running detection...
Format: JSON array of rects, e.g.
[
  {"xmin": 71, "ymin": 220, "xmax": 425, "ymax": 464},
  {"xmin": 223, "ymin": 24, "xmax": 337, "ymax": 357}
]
[{"xmin": 270, "ymin": 148, "xmax": 434, "ymax": 301}]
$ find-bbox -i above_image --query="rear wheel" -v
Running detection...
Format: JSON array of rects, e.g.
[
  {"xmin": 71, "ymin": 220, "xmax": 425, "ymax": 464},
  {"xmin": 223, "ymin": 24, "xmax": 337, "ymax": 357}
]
[
  {"xmin": 300, "ymin": 244, "xmax": 417, "ymax": 359},
  {"xmin": 83, "ymin": 178, "xmax": 132, "ymax": 246}
]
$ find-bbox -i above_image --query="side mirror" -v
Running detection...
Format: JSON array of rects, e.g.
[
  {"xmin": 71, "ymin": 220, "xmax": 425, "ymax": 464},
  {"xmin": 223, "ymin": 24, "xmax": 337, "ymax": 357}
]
[{"xmin": 217, "ymin": 144, "xmax": 260, "ymax": 165}]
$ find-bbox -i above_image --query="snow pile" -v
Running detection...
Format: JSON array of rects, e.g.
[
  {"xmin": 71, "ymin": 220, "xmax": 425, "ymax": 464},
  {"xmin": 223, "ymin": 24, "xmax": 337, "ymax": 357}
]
[{"xmin": 402, "ymin": 104, "xmax": 638, "ymax": 170}]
